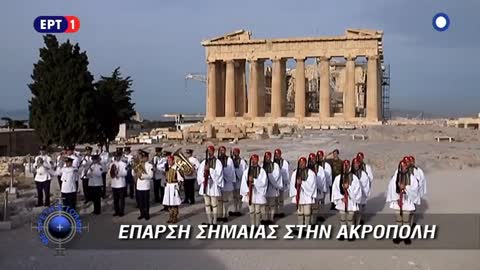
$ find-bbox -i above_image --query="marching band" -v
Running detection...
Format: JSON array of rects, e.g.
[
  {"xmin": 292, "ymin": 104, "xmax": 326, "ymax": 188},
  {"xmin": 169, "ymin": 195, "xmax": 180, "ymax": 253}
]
[{"xmin": 30, "ymin": 143, "xmax": 427, "ymax": 243}]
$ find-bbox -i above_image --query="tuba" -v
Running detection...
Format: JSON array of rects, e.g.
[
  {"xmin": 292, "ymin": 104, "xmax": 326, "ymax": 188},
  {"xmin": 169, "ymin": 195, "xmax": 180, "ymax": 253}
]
[
  {"xmin": 132, "ymin": 155, "xmax": 147, "ymax": 177},
  {"xmin": 172, "ymin": 148, "xmax": 194, "ymax": 177}
]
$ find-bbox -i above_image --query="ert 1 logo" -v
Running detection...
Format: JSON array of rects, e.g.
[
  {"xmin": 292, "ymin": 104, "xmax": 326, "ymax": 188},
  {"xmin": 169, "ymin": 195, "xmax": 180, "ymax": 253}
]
[{"xmin": 34, "ymin": 16, "xmax": 80, "ymax": 33}]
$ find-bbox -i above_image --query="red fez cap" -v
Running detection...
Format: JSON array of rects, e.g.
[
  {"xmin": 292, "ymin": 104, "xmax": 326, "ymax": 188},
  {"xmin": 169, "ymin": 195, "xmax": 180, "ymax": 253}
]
[
  {"xmin": 400, "ymin": 160, "xmax": 408, "ymax": 168},
  {"xmin": 409, "ymin": 156, "xmax": 415, "ymax": 161},
  {"xmin": 264, "ymin": 151, "xmax": 272, "ymax": 158},
  {"xmin": 353, "ymin": 157, "xmax": 361, "ymax": 165},
  {"xmin": 343, "ymin": 159, "xmax": 351, "ymax": 168},
  {"xmin": 299, "ymin": 157, "xmax": 307, "ymax": 163},
  {"xmin": 274, "ymin": 149, "xmax": 282, "ymax": 155},
  {"xmin": 357, "ymin": 152, "xmax": 365, "ymax": 159},
  {"xmin": 219, "ymin": 146, "xmax": 226, "ymax": 151},
  {"xmin": 233, "ymin": 148, "xmax": 240, "ymax": 154},
  {"xmin": 207, "ymin": 145, "xmax": 215, "ymax": 152},
  {"xmin": 251, "ymin": 154, "xmax": 259, "ymax": 161},
  {"xmin": 316, "ymin": 150, "xmax": 324, "ymax": 157},
  {"xmin": 309, "ymin": 153, "xmax": 316, "ymax": 160}
]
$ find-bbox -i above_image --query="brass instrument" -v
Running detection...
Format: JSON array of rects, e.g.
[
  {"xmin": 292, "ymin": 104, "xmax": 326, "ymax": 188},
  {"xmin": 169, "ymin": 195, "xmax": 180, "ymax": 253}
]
[
  {"xmin": 110, "ymin": 163, "xmax": 118, "ymax": 178},
  {"xmin": 172, "ymin": 148, "xmax": 195, "ymax": 177},
  {"xmin": 132, "ymin": 156, "xmax": 147, "ymax": 177}
]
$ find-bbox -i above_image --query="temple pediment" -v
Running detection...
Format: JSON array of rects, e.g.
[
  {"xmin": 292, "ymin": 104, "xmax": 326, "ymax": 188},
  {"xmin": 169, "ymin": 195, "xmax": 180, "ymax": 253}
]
[
  {"xmin": 345, "ymin": 28, "xmax": 383, "ymax": 38},
  {"xmin": 202, "ymin": 30, "xmax": 251, "ymax": 44}
]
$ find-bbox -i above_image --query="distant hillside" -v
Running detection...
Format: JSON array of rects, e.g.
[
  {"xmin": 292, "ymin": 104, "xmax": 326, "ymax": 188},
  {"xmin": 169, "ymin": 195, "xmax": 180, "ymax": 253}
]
[{"xmin": 0, "ymin": 109, "xmax": 29, "ymax": 120}]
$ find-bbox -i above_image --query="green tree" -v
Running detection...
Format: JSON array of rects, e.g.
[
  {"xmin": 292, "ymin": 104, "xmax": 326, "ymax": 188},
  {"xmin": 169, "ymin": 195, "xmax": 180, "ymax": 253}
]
[
  {"xmin": 95, "ymin": 68, "xmax": 135, "ymax": 151},
  {"xmin": 28, "ymin": 35, "xmax": 97, "ymax": 146}
]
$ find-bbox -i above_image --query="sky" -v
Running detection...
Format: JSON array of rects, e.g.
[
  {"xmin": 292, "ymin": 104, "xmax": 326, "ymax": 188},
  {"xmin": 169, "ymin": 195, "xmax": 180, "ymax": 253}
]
[{"xmin": 0, "ymin": 0, "xmax": 479, "ymax": 119}]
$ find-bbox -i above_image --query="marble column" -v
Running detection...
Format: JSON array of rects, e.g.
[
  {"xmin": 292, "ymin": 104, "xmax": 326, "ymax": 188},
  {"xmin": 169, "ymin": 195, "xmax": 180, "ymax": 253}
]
[
  {"xmin": 206, "ymin": 61, "xmax": 217, "ymax": 119},
  {"xmin": 248, "ymin": 60, "xmax": 259, "ymax": 117},
  {"xmin": 225, "ymin": 60, "xmax": 235, "ymax": 118},
  {"xmin": 271, "ymin": 59, "xmax": 282, "ymax": 117},
  {"xmin": 319, "ymin": 56, "xmax": 331, "ymax": 119},
  {"xmin": 366, "ymin": 55, "xmax": 379, "ymax": 121},
  {"xmin": 216, "ymin": 62, "xmax": 226, "ymax": 116},
  {"xmin": 235, "ymin": 60, "xmax": 246, "ymax": 116},
  {"xmin": 344, "ymin": 56, "xmax": 356, "ymax": 119},
  {"xmin": 295, "ymin": 58, "xmax": 306, "ymax": 118},
  {"xmin": 257, "ymin": 60, "xmax": 266, "ymax": 116},
  {"xmin": 280, "ymin": 59, "xmax": 287, "ymax": 116}
]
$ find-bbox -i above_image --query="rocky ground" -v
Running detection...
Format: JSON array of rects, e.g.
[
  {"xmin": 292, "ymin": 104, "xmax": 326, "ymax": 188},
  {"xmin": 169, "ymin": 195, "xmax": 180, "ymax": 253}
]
[{"xmin": 0, "ymin": 124, "xmax": 479, "ymax": 270}]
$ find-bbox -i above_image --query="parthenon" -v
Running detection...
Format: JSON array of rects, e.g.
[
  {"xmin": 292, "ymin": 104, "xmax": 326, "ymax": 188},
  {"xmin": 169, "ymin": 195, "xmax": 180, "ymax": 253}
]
[{"xmin": 202, "ymin": 29, "xmax": 385, "ymax": 126}]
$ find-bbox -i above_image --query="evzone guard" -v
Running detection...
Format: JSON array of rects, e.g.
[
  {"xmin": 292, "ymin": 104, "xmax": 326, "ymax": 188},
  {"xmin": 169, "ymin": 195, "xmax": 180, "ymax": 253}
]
[
  {"xmin": 163, "ymin": 155, "xmax": 184, "ymax": 224},
  {"xmin": 315, "ymin": 150, "xmax": 332, "ymax": 223},
  {"xmin": 356, "ymin": 152, "xmax": 373, "ymax": 223},
  {"xmin": 197, "ymin": 145, "xmax": 224, "ymax": 225},
  {"xmin": 217, "ymin": 146, "xmax": 235, "ymax": 223},
  {"xmin": 350, "ymin": 157, "xmax": 371, "ymax": 224},
  {"xmin": 230, "ymin": 148, "xmax": 247, "ymax": 217},
  {"xmin": 307, "ymin": 153, "xmax": 326, "ymax": 224},
  {"xmin": 331, "ymin": 159, "xmax": 362, "ymax": 241},
  {"xmin": 289, "ymin": 157, "xmax": 317, "ymax": 228},
  {"xmin": 261, "ymin": 151, "xmax": 282, "ymax": 225},
  {"xmin": 273, "ymin": 149, "xmax": 289, "ymax": 219},
  {"xmin": 133, "ymin": 149, "xmax": 154, "ymax": 220},
  {"xmin": 240, "ymin": 154, "xmax": 267, "ymax": 226},
  {"xmin": 406, "ymin": 156, "xmax": 427, "ymax": 199},
  {"xmin": 109, "ymin": 149, "xmax": 128, "ymax": 217},
  {"xmin": 387, "ymin": 159, "xmax": 420, "ymax": 245}
]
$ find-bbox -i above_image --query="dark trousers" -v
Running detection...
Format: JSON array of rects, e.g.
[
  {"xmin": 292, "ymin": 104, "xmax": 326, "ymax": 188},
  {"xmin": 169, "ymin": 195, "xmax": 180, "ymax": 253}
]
[
  {"xmin": 88, "ymin": 186, "xmax": 102, "ymax": 214},
  {"xmin": 153, "ymin": 179, "xmax": 164, "ymax": 203},
  {"xmin": 61, "ymin": 192, "xmax": 76, "ymax": 210},
  {"xmin": 35, "ymin": 180, "xmax": 51, "ymax": 206},
  {"xmin": 101, "ymin": 172, "xmax": 107, "ymax": 197},
  {"xmin": 82, "ymin": 177, "xmax": 90, "ymax": 202},
  {"xmin": 183, "ymin": 178, "xmax": 196, "ymax": 203},
  {"xmin": 137, "ymin": 190, "xmax": 150, "ymax": 219},
  {"xmin": 57, "ymin": 176, "xmax": 62, "ymax": 190},
  {"xmin": 113, "ymin": 187, "xmax": 126, "ymax": 215}
]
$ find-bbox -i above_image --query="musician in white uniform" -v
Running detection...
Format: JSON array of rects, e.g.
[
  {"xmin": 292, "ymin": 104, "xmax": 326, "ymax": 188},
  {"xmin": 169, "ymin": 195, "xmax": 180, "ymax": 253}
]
[
  {"xmin": 184, "ymin": 149, "xmax": 200, "ymax": 205},
  {"xmin": 109, "ymin": 149, "xmax": 128, "ymax": 217},
  {"xmin": 273, "ymin": 148, "xmax": 289, "ymax": 218},
  {"xmin": 315, "ymin": 150, "xmax": 332, "ymax": 222},
  {"xmin": 230, "ymin": 148, "xmax": 247, "ymax": 217},
  {"xmin": 351, "ymin": 157, "xmax": 371, "ymax": 225},
  {"xmin": 133, "ymin": 149, "xmax": 154, "ymax": 220},
  {"xmin": 97, "ymin": 143, "xmax": 110, "ymax": 198},
  {"xmin": 331, "ymin": 160, "xmax": 362, "ymax": 241},
  {"xmin": 163, "ymin": 155, "xmax": 184, "ymax": 224},
  {"xmin": 80, "ymin": 146, "xmax": 93, "ymax": 204},
  {"xmin": 240, "ymin": 154, "xmax": 267, "ymax": 226},
  {"xmin": 34, "ymin": 145, "xmax": 53, "ymax": 207},
  {"xmin": 197, "ymin": 145, "xmax": 224, "ymax": 225},
  {"xmin": 290, "ymin": 157, "xmax": 317, "ymax": 226},
  {"xmin": 85, "ymin": 155, "xmax": 103, "ymax": 215},
  {"xmin": 261, "ymin": 151, "xmax": 282, "ymax": 225},
  {"xmin": 55, "ymin": 157, "xmax": 78, "ymax": 209},
  {"xmin": 123, "ymin": 147, "xmax": 135, "ymax": 199},
  {"xmin": 152, "ymin": 147, "xmax": 165, "ymax": 203},
  {"xmin": 307, "ymin": 153, "xmax": 326, "ymax": 224},
  {"xmin": 217, "ymin": 146, "xmax": 235, "ymax": 223},
  {"xmin": 386, "ymin": 160, "xmax": 420, "ymax": 245}
]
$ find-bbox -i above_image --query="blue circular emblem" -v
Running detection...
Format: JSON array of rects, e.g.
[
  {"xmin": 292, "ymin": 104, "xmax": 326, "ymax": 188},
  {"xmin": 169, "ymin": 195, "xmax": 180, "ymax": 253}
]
[
  {"xmin": 432, "ymin": 13, "xmax": 450, "ymax": 32},
  {"xmin": 48, "ymin": 215, "xmax": 72, "ymax": 240},
  {"xmin": 35, "ymin": 204, "xmax": 82, "ymax": 247}
]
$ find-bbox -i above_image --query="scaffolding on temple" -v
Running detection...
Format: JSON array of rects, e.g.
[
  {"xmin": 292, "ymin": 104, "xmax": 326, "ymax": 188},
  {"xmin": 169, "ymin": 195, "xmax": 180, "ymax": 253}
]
[{"xmin": 382, "ymin": 63, "xmax": 391, "ymax": 120}]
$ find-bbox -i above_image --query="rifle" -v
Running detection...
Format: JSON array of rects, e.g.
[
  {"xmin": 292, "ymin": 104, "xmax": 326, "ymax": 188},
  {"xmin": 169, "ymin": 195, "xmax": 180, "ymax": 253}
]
[
  {"xmin": 247, "ymin": 157, "xmax": 253, "ymax": 206},
  {"xmin": 295, "ymin": 159, "xmax": 301, "ymax": 210},
  {"xmin": 263, "ymin": 154, "xmax": 271, "ymax": 194},
  {"xmin": 203, "ymin": 149, "xmax": 209, "ymax": 192}
]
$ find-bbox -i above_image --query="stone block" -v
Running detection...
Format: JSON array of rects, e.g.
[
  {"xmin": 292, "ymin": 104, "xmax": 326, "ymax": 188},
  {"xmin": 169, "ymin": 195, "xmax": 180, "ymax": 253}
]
[
  {"xmin": 321, "ymin": 125, "xmax": 330, "ymax": 130},
  {"xmin": 166, "ymin": 131, "xmax": 183, "ymax": 140}
]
